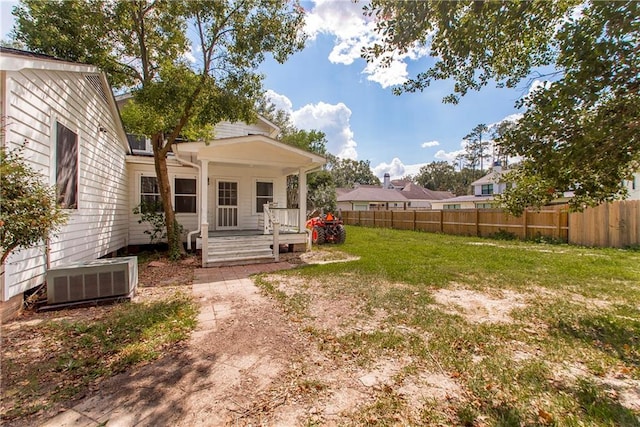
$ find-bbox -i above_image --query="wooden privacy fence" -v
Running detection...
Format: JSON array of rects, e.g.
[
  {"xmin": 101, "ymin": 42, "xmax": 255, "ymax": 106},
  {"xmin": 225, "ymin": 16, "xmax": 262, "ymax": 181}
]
[
  {"xmin": 342, "ymin": 207, "xmax": 569, "ymax": 241},
  {"xmin": 569, "ymin": 200, "xmax": 640, "ymax": 248},
  {"xmin": 341, "ymin": 200, "xmax": 640, "ymax": 247}
]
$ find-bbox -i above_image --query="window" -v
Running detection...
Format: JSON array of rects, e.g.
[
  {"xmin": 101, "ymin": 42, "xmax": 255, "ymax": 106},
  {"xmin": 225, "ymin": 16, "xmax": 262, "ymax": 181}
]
[
  {"xmin": 127, "ymin": 134, "xmax": 147, "ymax": 151},
  {"xmin": 56, "ymin": 122, "xmax": 78, "ymax": 209},
  {"xmin": 218, "ymin": 181, "xmax": 238, "ymax": 206},
  {"xmin": 443, "ymin": 204, "xmax": 461, "ymax": 210},
  {"xmin": 256, "ymin": 181, "xmax": 273, "ymax": 213},
  {"xmin": 175, "ymin": 178, "xmax": 196, "ymax": 213},
  {"xmin": 476, "ymin": 203, "xmax": 495, "ymax": 209},
  {"xmin": 481, "ymin": 184, "xmax": 494, "ymax": 195},
  {"xmin": 140, "ymin": 176, "xmax": 162, "ymax": 212}
]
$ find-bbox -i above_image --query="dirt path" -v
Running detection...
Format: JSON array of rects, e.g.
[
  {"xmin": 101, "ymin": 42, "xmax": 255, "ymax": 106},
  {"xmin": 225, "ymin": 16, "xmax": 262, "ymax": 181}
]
[{"xmin": 36, "ymin": 259, "xmax": 383, "ymax": 426}]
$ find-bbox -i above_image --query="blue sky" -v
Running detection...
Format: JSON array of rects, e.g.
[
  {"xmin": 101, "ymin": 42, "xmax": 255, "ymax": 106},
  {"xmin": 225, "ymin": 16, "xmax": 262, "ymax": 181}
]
[{"xmin": 1, "ymin": 0, "xmax": 532, "ymax": 179}]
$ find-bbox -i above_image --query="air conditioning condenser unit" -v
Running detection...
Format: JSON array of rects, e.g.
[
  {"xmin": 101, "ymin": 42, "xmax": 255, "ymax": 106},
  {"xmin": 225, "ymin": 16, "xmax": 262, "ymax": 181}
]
[{"xmin": 46, "ymin": 256, "xmax": 138, "ymax": 305}]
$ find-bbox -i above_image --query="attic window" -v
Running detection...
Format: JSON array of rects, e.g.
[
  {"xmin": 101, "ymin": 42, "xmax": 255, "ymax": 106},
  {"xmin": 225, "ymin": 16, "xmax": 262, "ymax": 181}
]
[
  {"xmin": 84, "ymin": 74, "xmax": 109, "ymax": 104},
  {"xmin": 127, "ymin": 134, "xmax": 147, "ymax": 151}
]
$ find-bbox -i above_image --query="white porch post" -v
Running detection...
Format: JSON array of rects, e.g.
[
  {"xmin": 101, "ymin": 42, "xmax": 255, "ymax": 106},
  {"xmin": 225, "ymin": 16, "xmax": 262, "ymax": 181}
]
[
  {"xmin": 200, "ymin": 159, "xmax": 209, "ymax": 267},
  {"xmin": 298, "ymin": 167, "xmax": 307, "ymax": 231}
]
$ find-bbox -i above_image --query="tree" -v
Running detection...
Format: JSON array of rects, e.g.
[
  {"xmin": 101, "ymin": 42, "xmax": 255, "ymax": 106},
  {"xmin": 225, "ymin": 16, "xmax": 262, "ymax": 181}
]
[
  {"xmin": 327, "ymin": 155, "xmax": 380, "ymax": 189},
  {"xmin": 256, "ymin": 98, "xmax": 333, "ymax": 212},
  {"xmin": 415, "ymin": 161, "xmax": 476, "ymax": 196},
  {"xmin": 364, "ymin": 1, "xmax": 640, "ymax": 212},
  {"xmin": 464, "ymin": 123, "xmax": 490, "ymax": 178},
  {"xmin": 13, "ymin": 0, "xmax": 305, "ymax": 258},
  {"xmin": 281, "ymin": 130, "xmax": 330, "ymax": 210},
  {"xmin": 415, "ymin": 161, "xmax": 456, "ymax": 191},
  {"xmin": 0, "ymin": 144, "xmax": 67, "ymax": 265}
]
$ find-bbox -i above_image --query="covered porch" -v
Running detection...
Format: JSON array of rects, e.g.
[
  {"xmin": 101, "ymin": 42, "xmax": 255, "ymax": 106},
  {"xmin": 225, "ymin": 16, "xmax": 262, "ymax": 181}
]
[{"xmin": 173, "ymin": 135, "xmax": 326, "ymax": 267}]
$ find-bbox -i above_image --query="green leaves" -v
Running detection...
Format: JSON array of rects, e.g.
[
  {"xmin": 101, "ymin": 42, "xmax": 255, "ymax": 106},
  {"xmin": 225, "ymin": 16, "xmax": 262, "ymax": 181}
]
[
  {"xmin": 0, "ymin": 145, "xmax": 68, "ymax": 264},
  {"xmin": 366, "ymin": 0, "xmax": 640, "ymax": 212}
]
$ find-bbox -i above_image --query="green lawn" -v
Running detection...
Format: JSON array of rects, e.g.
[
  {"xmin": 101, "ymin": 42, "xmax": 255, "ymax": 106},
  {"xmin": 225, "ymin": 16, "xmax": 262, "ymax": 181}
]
[{"xmin": 258, "ymin": 225, "xmax": 640, "ymax": 426}]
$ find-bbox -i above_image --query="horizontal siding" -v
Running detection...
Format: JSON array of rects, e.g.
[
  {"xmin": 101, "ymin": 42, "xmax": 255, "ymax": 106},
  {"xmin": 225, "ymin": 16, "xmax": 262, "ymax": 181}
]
[
  {"xmin": 214, "ymin": 120, "xmax": 272, "ymax": 139},
  {"xmin": 3, "ymin": 68, "xmax": 129, "ymax": 301},
  {"xmin": 127, "ymin": 162, "xmax": 200, "ymax": 245},
  {"xmin": 207, "ymin": 165, "xmax": 287, "ymax": 231}
]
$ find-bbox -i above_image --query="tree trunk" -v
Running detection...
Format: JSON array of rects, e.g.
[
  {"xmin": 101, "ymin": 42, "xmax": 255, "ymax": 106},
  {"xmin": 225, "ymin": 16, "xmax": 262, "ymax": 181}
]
[{"xmin": 152, "ymin": 133, "xmax": 186, "ymax": 259}]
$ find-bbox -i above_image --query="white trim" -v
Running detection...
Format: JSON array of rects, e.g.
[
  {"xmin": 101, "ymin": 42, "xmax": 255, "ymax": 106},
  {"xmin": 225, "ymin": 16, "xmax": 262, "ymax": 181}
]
[
  {"xmin": 173, "ymin": 174, "xmax": 198, "ymax": 215},
  {"xmin": 253, "ymin": 178, "xmax": 274, "ymax": 214},
  {"xmin": 214, "ymin": 179, "xmax": 240, "ymax": 230},
  {"xmin": 135, "ymin": 171, "xmax": 199, "ymax": 213},
  {"xmin": 51, "ymin": 114, "xmax": 81, "ymax": 211}
]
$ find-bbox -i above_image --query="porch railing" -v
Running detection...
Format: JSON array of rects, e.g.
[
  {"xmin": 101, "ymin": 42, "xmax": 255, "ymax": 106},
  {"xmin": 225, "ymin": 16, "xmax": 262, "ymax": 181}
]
[
  {"xmin": 263, "ymin": 204, "xmax": 281, "ymax": 261},
  {"xmin": 263, "ymin": 204, "xmax": 300, "ymax": 234}
]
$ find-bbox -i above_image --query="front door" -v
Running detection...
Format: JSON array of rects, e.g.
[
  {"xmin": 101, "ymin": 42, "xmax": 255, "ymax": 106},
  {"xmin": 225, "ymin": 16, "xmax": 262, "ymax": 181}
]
[{"xmin": 216, "ymin": 181, "xmax": 239, "ymax": 229}]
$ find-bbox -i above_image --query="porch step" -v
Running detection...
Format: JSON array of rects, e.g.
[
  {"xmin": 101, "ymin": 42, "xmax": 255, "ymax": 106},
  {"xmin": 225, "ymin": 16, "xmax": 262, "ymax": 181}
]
[{"xmin": 206, "ymin": 234, "xmax": 275, "ymax": 266}]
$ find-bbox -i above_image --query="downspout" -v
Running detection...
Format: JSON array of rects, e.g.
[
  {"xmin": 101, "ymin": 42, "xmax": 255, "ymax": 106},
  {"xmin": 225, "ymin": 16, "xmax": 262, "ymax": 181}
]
[{"xmin": 173, "ymin": 150, "xmax": 201, "ymax": 251}]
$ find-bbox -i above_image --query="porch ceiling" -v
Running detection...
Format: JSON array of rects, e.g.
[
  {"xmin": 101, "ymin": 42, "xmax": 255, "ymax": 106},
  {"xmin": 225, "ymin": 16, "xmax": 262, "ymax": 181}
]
[{"xmin": 175, "ymin": 135, "xmax": 325, "ymax": 173}]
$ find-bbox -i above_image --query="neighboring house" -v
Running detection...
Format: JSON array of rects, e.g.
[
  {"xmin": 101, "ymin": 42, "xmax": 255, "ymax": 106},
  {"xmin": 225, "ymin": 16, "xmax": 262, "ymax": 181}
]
[
  {"xmin": 337, "ymin": 172, "xmax": 456, "ymax": 211},
  {"xmin": 0, "ymin": 47, "xmax": 131, "ymax": 313},
  {"xmin": 400, "ymin": 182, "xmax": 455, "ymax": 209},
  {"xmin": 431, "ymin": 165, "xmax": 640, "ymax": 210},
  {"xmin": 431, "ymin": 162, "xmax": 508, "ymax": 210},
  {"xmin": 337, "ymin": 187, "xmax": 409, "ymax": 211},
  {"xmin": 624, "ymin": 172, "xmax": 640, "ymax": 200},
  {"xmin": 0, "ymin": 47, "xmax": 324, "ymax": 320}
]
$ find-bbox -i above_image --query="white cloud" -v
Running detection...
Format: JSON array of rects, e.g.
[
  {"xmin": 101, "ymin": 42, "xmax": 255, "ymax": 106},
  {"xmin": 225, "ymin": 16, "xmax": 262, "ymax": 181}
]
[
  {"xmin": 421, "ymin": 140, "xmax": 440, "ymax": 148},
  {"xmin": 293, "ymin": 102, "xmax": 358, "ymax": 159},
  {"xmin": 373, "ymin": 157, "xmax": 405, "ymax": 178},
  {"xmin": 525, "ymin": 80, "xmax": 552, "ymax": 99},
  {"xmin": 434, "ymin": 149, "xmax": 466, "ymax": 163},
  {"xmin": 264, "ymin": 89, "xmax": 293, "ymax": 114},
  {"xmin": 182, "ymin": 45, "xmax": 197, "ymax": 64},
  {"xmin": 304, "ymin": 0, "xmax": 430, "ymax": 89},
  {"xmin": 267, "ymin": 90, "xmax": 358, "ymax": 159},
  {"xmin": 373, "ymin": 158, "xmax": 430, "ymax": 179}
]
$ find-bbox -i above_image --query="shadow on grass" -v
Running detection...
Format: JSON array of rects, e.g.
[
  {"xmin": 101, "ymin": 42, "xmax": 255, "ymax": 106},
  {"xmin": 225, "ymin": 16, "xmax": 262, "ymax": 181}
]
[
  {"xmin": 569, "ymin": 378, "xmax": 640, "ymax": 426},
  {"xmin": 1, "ymin": 296, "xmax": 199, "ymax": 424},
  {"xmin": 555, "ymin": 310, "xmax": 640, "ymax": 367}
]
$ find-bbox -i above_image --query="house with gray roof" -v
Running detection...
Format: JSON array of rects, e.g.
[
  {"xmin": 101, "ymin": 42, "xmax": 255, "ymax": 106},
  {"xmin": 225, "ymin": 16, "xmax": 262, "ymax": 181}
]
[
  {"xmin": 431, "ymin": 163, "xmax": 509, "ymax": 209},
  {"xmin": 336, "ymin": 178, "xmax": 455, "ymax": 211}
]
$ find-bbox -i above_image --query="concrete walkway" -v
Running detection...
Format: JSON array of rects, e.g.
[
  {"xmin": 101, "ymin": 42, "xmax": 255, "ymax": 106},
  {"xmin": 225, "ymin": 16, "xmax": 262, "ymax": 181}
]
[{"xmin": 40, "ymin": 261, "xmax": 296, "ymax": 427}]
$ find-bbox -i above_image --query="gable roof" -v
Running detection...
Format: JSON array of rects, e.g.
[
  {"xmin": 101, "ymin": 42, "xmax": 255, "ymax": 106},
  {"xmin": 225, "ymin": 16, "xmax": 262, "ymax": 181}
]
[
  {"xmin": 401, "ymin": 182, "xmax": 455, "ymax": 200},
  {"xmin": 337, "ymin": 187, "xmax": 408, "ymax": 203},
  {"xmin": 0, "ymin": 47, "xmax": 130, "ymax": 154},
  {"xmin": 174, "ymin": 134, "xmax": 326, "ymax": 173},
  {"xmin": 471, "ymin": 168, "xmax": 510, "ymax": 186},
  {"xmin": 1, "ymin": 46, "xmax": 100, "ymax": 73},
  {"xmin": 390, "ymin": 179, "xmax": 411, "ymax": 189}
]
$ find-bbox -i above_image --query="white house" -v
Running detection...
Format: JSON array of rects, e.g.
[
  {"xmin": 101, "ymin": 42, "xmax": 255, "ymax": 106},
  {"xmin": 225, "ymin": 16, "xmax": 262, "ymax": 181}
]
[
  {"xmin": 0, "ymin": 48, "xmax": 131, "ymax": 315},
  {"xmin": 431, "ymin": 163, "xmax": 508, "ymax": 210},
  {"xmin": 1, "ymin": 47, "xmax": 325, "ymax": 320},
  {"xmin": 124, "ymin": 121, "xmax": 326, "ymax": 267},
  {"xmin": 624, "ymin": 172, "xmax": 640, "ymax": 200}
]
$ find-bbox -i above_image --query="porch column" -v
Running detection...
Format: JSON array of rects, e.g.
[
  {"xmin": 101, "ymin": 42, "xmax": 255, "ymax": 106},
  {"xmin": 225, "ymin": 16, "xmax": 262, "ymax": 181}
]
[
  {"xmin": 200, "ymin": 159, "xmax": 209, "ymax": 267},
  {"xmin": 298, "ymin": 167, "xmax": 307, "ymax": 231}
]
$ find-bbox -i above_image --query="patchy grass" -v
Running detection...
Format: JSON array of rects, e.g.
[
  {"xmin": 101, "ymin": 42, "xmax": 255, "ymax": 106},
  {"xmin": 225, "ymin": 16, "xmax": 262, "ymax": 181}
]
[
  {"xmin": 258, "ymin": 226, "xmax": 640, "ymax": 426},
  {"xmin": 1, "ymin": 292, "xmax": 197, "ymax": 421}
]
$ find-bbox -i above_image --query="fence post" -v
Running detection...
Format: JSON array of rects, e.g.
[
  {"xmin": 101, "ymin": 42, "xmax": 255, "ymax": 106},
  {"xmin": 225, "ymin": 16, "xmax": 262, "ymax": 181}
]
[
  {"xmin": 523, "ymin": 209, "xmax": 528, "ymax": 239},
  {"xmin": 412, "ymin": 210, "xmax": 416, "ymax": 231},
  {"xmin": 440, "ymin": 210, "xmax": 444, "ymax": 233},
  {"xmin": 475, "ymin": 209, "xmax": 480, "ymax": 237}
]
